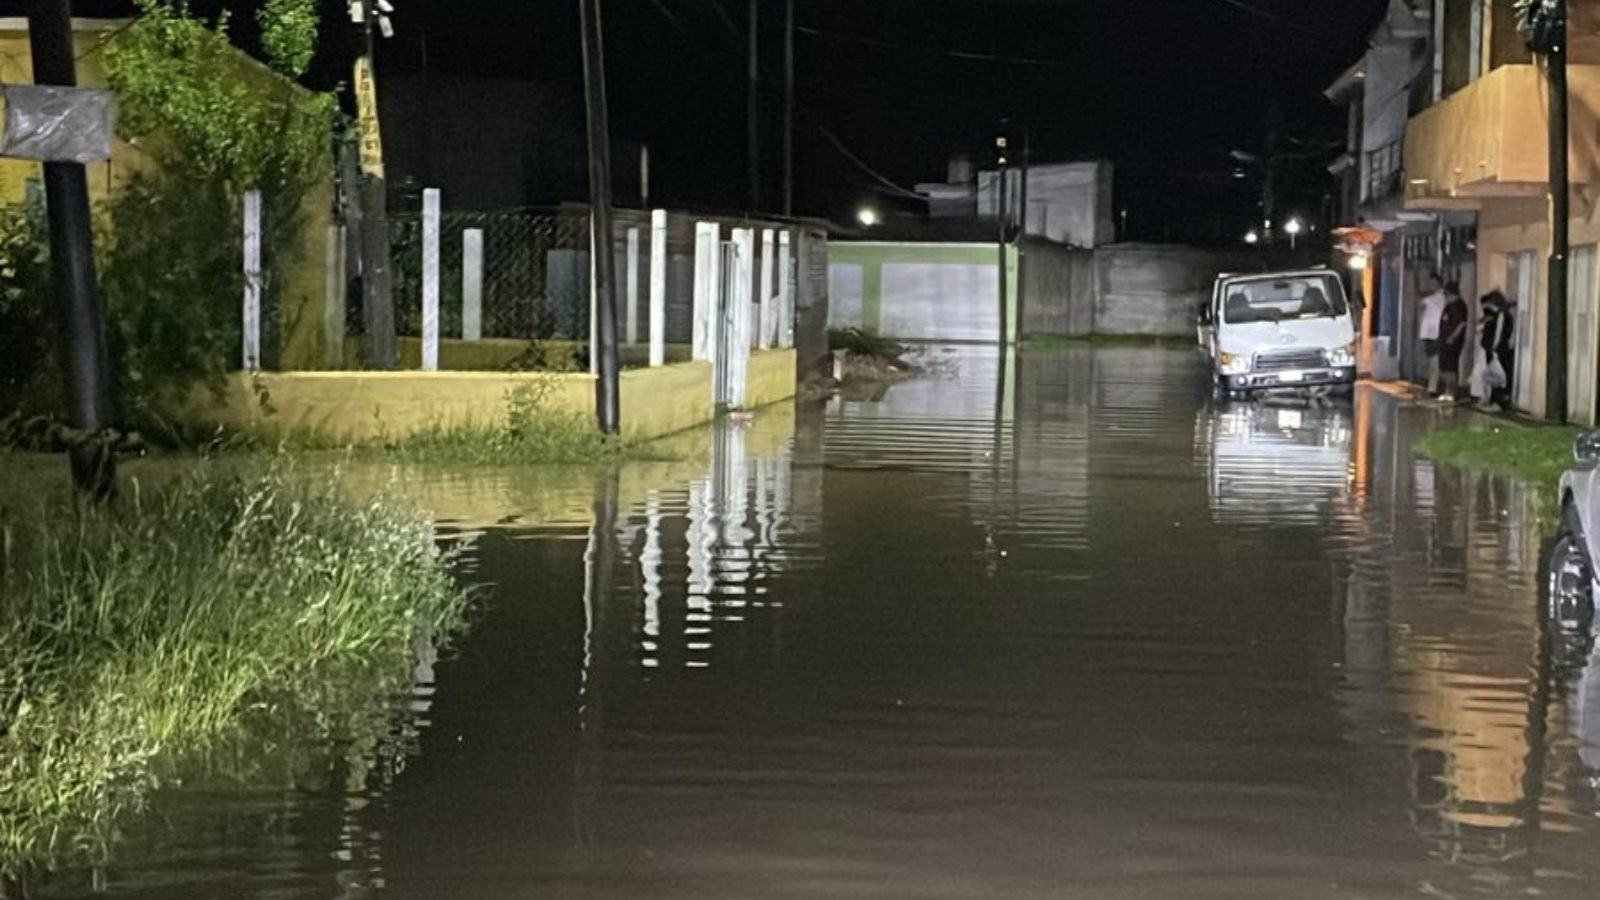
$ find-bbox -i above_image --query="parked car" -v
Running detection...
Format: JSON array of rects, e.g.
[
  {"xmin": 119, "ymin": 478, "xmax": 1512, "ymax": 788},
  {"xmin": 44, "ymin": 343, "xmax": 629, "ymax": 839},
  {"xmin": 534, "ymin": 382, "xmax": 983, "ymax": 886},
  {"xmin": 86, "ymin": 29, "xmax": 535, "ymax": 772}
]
[
  {"xmin": 1198, "ymin": 270, "xmax": 1358, "ymax": 400},
  {"xmin": 1550, "ymin": 432, "xmax": 1600, "ymax": 634}
]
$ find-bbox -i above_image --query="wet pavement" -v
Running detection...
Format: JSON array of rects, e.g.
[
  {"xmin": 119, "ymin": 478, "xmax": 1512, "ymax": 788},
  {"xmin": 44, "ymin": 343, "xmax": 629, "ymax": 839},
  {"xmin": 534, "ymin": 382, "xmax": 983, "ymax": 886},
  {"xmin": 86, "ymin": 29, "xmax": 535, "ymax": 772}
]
[{"xmin": 41, "ymin": 346, "xmax": 1600, "ymax": 899}]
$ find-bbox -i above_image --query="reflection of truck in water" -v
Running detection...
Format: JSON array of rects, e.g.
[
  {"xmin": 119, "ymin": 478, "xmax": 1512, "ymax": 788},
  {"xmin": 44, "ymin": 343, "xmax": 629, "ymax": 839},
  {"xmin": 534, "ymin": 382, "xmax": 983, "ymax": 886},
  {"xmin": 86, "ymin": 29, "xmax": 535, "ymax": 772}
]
[{"xmin": 1197, "ymin": 402, "xmax": 1353, "ymax": 523}]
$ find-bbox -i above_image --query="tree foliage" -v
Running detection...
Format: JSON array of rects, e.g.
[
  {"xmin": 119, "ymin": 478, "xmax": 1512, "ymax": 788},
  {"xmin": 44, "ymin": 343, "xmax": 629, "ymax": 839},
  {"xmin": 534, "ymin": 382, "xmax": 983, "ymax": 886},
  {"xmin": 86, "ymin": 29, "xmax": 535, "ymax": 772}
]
[{"xmin": 258, "ymin": 0, "xmax": 320, "ymax": 78}]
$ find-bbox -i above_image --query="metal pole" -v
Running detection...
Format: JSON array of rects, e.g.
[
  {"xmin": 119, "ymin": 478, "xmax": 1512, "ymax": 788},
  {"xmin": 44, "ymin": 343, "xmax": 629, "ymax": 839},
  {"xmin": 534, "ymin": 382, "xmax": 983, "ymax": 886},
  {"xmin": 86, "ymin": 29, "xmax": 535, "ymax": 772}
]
[
  {"xmin": 748, "ymin": 0, "xmax": 760, "ymax": 212},
  {"xmin": 783, "ymin": 0, "xmax": 794, "ymax": 217},
  {"xmin": 29, "ymin": 0, "xmax": 114, "ymax": 497},
  {"xmin": 1547, "ymin": 13, "xmax": 1571, "ymax": 423},
  {"xmin": 580, "ymin": 0, "xmax": 621, "ymax": 434}
]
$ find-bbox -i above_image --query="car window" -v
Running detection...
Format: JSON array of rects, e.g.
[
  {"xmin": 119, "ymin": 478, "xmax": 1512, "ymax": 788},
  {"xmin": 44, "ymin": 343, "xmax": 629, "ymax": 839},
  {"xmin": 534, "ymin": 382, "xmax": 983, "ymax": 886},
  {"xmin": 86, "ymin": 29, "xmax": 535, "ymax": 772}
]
[{"xmin": 1220, "ymin": 276, "xmax": 1347, "ymax": 325}]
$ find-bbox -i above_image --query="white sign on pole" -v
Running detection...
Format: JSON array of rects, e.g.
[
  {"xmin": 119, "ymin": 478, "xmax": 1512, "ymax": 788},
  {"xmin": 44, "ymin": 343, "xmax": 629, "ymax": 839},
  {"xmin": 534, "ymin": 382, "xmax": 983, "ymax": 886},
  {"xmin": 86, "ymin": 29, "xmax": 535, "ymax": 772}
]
[
  {"xmin": 462, "ymin": 228, "xmax": 484, "ymax": 341},
  {"xmin": 242, "ymin": 190, "xmax": 262, "ymax": 371},
  {"xmin": 421, "ymin": 188, "xmax": 441, "ymax": 371},
  {"xmin": 649, "ymin": 210, "xmax": 668, "ymax": 367}
]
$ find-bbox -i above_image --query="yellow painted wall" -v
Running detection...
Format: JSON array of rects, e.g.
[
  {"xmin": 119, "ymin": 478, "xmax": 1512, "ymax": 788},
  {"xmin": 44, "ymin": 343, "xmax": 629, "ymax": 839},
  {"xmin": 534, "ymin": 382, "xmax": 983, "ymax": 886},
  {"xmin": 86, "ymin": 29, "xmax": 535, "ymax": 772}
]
[
  {"xmin": 746, "ymin": 348, "xmax": 798, "ymax": 408},
  {"xmin": 0, "ymin": 19, "xmax": 334, "ymax": 373},
  {"xmin": 0, "ymin": 21, "xmax": 151, "ymax": 206}
]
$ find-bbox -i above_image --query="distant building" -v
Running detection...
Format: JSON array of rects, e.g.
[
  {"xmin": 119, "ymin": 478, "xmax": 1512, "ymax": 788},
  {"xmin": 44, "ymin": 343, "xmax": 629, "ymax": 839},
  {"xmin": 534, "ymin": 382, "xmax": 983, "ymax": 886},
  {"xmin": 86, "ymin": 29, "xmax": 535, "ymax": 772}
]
[{"xmin": 916, "ymin": 158, "xmax": 1115, "ymax": 248}]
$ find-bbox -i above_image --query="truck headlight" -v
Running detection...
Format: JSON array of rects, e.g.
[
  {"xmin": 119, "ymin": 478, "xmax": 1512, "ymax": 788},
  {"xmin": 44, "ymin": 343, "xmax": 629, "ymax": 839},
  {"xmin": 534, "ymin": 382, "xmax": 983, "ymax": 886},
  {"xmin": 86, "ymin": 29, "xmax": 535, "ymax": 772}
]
[
  {"xmin": 1219, "ymin": 351, "xmax": 1251, "ymax": 375},
  {"xmin": 1324, "ymin": 341, "xmax": 1357, "ymax": 368}
]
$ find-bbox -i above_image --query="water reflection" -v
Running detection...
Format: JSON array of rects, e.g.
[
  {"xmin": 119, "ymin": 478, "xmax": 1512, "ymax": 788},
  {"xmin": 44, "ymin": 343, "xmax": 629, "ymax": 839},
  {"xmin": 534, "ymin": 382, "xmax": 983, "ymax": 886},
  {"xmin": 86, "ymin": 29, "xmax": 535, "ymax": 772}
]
[{"xmin": 43, "ymin": 346, "xmax": 1600, "ymax": 899}]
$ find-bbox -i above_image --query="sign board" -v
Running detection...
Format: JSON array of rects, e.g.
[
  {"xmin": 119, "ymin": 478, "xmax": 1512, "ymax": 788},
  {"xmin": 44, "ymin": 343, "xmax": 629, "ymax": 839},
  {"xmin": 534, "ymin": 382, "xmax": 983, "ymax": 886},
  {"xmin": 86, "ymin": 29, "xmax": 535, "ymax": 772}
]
[
  {"xmin": 0, "ymin": 84, "xmax": 114, "ymax": 163},
  {"xmin": 353, "ymin": 56, "xmax": 385, "ymax": 178}
]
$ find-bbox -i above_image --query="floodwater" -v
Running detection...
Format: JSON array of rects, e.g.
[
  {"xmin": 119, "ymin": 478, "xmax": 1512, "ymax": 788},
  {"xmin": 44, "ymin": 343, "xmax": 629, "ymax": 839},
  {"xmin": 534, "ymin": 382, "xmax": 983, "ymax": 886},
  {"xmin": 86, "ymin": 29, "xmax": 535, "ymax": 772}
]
[{"xmin": 37, "ymin": 346, "xmax": 1600, "ymax": 899}]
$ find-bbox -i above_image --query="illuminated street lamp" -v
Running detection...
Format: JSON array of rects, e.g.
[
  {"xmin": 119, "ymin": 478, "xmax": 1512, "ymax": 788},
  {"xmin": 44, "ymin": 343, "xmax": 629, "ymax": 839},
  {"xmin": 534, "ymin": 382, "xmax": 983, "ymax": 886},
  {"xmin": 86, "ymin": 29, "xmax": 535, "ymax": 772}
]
[
  {"xmin": 1244, "ymin": 229, "xmax": 1260, "ymax": 245},
  {"xmin": 1347, "ymin": 253, "xmax": 1368, "ymax": 271},
  {"xmin": 1284, "ymin": 216, "xmax": 1304, "ymax": 250},
  {"xmin": 857, "ymin": 207, "xmax": 880, "ymax": 228}
]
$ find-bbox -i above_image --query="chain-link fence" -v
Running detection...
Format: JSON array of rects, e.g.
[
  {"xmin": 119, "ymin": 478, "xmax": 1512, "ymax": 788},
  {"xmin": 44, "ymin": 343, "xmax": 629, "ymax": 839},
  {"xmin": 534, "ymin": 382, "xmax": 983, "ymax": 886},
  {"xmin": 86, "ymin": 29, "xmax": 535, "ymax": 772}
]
[
  {"xmin": 379, "ymin": 204, "xmax": 828, "ymax": 370},
  {"xmin": 390, "ymin": 209, "xmax": 589, "ymax": 340}
]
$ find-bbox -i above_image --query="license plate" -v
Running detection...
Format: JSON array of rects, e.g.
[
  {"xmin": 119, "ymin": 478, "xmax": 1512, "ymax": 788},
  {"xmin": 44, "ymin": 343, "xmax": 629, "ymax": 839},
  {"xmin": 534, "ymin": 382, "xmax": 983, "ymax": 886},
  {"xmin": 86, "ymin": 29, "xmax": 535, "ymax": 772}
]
[{"xmin": 1278, "ymin": 370, "xmax": 1304, "ymax": 383}]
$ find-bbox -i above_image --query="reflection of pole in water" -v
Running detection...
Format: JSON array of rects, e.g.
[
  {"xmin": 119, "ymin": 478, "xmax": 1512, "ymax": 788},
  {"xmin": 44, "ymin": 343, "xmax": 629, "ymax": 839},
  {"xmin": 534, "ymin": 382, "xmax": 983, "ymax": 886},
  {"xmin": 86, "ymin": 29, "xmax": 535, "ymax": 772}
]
[
  {"xmin": 641, "ymin": 491, "xmax": 664, "ymax": 671},
  {"xmin": 575, "ymin": 469, "xmax": 621, "ymax": 857}
]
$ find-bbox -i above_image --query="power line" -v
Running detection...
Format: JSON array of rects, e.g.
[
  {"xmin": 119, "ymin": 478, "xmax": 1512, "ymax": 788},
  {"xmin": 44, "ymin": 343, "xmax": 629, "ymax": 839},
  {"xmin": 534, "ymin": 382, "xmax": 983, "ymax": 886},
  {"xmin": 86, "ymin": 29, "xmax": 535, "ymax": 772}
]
[
  {"xmin": 796, "ymin": 23, "xmax": 1073, "ymax": 67},
  {"xmin": 1208, "ymin": 0, "xmax": 1320, "ymax": 35},
  {"xmin": 818, "ymin": 127, "xmax": 927, "ymax": 201}
]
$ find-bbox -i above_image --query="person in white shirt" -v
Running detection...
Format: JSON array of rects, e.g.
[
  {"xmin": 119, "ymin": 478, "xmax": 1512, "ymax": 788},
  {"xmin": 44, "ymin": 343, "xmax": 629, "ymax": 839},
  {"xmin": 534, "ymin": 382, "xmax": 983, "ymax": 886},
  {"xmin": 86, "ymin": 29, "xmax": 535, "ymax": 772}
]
[{"xmin": 1418, "ymin": 273, "xmax": 1448, "ymax": 395}]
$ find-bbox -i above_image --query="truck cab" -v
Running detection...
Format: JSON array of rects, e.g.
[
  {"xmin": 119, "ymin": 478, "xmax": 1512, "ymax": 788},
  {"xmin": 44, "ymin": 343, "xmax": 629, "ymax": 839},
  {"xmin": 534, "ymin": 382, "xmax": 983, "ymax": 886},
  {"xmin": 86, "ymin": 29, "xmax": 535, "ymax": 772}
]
[{"xmin": 1201, "ymin": 270, "xmax": 1358, "ymax": 399}]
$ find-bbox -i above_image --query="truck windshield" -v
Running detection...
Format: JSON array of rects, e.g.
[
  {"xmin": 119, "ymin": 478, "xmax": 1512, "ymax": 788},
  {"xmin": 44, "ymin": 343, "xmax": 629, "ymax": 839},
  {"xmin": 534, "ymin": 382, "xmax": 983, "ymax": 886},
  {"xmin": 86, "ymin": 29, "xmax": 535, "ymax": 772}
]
[{"xmin": 1220, "ymin": 275, "xmax": 1347, "ymax": 325}]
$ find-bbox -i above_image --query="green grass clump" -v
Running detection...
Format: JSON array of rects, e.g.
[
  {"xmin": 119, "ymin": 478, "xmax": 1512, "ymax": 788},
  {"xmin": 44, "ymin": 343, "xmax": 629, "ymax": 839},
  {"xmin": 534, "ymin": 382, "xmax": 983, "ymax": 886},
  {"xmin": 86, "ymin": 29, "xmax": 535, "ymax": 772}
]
[
  {"xmin": 387, "ymin": 381, "xmax": 665, "ymax": 466},
  {"xmin": 0, "ymin": 461, "xmax": 468, "ymax": 883},
  {"xmin": 1415, "ymin": 423, "xmax": 1583, "ymax": 490},
  {"xmin": 828, "ymin": 327, "xmax": 908, "ymax": 361}
]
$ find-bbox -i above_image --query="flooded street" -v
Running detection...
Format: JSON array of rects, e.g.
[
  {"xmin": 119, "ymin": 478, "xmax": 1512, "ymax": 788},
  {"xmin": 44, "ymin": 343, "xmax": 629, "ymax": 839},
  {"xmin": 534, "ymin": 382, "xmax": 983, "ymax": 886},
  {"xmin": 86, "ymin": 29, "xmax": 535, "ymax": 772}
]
[{"xmin": 53, "ymin": 346, "xmax": 1600, "ymax": 899}]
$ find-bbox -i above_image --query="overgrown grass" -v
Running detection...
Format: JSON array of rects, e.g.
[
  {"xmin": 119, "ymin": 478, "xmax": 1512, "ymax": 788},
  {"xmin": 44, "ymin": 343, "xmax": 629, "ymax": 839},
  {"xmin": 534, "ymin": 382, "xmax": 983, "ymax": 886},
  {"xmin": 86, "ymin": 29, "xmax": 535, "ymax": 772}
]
[
  {"xmin": 386, "ymin": 381, "xmax": 666, "ymax": 466},
  {"xmin": 1415, "ymin": 423, "xmax": 1583, "ymax": 491},
  {"xmin": 0, "ymin": 461, "xmax": 469, "ymax": 884},
  {"xmin": 828, "ymin": 327, "xmax": 908, "ymax": 361}
]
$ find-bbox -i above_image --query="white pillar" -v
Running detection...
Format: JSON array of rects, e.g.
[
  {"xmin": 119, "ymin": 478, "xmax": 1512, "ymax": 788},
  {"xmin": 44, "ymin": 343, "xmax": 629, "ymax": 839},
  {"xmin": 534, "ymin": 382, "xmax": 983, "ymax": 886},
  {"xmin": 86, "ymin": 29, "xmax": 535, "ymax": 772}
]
[
  {"xmin": 692, "ymin": 221, "xmax": 720, "ymax": 361},
  {"xmin": 625, "ymin": 226, "xmax": 641, "ymax": 346},
  {"xmin": 462, "ymin": 228, "xmax": 483, "ymax": 341},
  {"xmin": 758, "ymin": 227, "xmax": 776, "ymax": 350},
  {"xmin": 777, "ymin": 230, "xmax": 793, "ymax": 348},
  {"xmin": 323, "ymin": 223, "xmax": 346, "ymax": 368},
  {"xmin": 242, "ymin": 189, "xmax": 262, "ymax": 372},
  {"xmin": 650, "ymin": 209, "xmax": 668, "ymax": 366},
  {"xmin": 730, "ymin": 228, "xmax": 755, "ymax": 409},
  {"xmin": 421, "ymin": 187, "xmax": 441, "ymax": 371}
]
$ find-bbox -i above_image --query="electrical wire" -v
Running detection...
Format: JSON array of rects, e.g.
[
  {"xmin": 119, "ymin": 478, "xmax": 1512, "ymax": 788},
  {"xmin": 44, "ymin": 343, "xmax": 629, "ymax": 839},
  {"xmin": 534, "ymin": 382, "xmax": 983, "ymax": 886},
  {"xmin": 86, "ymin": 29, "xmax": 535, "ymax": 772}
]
[
  {"xmin": 1208, "ymin": 0, "xmax": 1321, "ymax": 35},
  {"xmin": 795, "ymin": 24, "xmax": 1073, "ymax": 67}
]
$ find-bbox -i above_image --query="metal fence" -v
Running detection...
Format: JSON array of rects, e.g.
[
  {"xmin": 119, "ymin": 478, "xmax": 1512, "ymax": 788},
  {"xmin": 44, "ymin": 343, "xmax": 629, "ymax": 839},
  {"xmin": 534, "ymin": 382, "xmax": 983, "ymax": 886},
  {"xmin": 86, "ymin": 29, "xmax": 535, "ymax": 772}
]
[{"xmin": 390, "ymin": 209, "xmax": 589, "ymax": 340}]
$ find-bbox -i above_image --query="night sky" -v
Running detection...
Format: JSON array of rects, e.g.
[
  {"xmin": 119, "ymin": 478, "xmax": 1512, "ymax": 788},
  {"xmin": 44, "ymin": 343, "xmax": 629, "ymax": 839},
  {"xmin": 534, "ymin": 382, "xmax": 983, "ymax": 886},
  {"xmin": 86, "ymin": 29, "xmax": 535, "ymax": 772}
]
[{"xmin": 10, "ymin": 0, "xmax": 1390, "ymax": 241}]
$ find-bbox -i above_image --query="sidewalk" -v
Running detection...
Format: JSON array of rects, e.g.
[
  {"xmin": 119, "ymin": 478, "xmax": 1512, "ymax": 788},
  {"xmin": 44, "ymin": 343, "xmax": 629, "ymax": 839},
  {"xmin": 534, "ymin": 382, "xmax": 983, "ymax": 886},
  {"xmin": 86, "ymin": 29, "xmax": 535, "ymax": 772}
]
[{"xmin": 1359, "ymin": 377, "xmax": 1541, "ymax": 428}]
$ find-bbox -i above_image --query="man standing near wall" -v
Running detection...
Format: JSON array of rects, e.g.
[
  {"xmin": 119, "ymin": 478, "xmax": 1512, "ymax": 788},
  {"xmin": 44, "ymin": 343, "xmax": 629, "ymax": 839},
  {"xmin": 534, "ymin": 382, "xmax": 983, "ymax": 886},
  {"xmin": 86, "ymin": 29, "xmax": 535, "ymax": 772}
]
[{"xmin": 1418, "ymin": 272, "xmax": 1447, "ymax": 395}]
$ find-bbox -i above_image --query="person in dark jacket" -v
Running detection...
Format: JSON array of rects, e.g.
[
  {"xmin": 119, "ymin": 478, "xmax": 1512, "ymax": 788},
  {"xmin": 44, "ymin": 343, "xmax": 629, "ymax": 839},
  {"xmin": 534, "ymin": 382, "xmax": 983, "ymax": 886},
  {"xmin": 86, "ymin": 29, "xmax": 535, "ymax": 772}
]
[
  {"xmin": 1479, "ymin": 290, "xmax": 1515, "ymax": 409},
  {"xmin": 1437, "ymin": 282, "xmax": 1470, "ymax": 401}
]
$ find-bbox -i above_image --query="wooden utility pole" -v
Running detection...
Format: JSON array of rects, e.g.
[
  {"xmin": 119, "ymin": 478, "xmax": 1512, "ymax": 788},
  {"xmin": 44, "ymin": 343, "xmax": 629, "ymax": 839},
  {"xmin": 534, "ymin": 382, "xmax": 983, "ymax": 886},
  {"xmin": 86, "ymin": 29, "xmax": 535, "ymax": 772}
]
[
  {"xmin": 355, "ymin": 0, "xmax": 397, "ymax": 369},
  {"xmin": 579, "ymin": 0, "xmax": 621, "ymax": 433},
  {"xmin": 748, "ymin": 0, "xmax": 760, "ymax": 211},
  {"xmin": 29, "ymin": 0, "xmax": 114, "ymax": 497},
  {"xmin": 783, "ymin": 0, "xmax": 794, "ymax": 217}
]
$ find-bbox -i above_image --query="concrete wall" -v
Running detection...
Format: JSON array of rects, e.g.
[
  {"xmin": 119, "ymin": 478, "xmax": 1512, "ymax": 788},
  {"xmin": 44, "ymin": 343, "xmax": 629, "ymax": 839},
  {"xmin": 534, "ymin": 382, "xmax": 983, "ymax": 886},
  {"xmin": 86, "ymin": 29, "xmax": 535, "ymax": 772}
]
[
  {"xmin": 175, "ymin": 349, "xmax": 798, "ymax": 445},
  {"xmin": 1020, "ymin": 241, "xmax": 1317, "ymax": 338},
  {"xmin": 829, "ymin": 242, "xmax": 1018, "ymax": 343}
]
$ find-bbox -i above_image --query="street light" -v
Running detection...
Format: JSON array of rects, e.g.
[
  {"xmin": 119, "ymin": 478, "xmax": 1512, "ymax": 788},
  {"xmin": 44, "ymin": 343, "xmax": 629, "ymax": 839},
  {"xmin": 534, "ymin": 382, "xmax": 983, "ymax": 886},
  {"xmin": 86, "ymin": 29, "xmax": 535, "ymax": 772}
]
[
  {"xmin": 857, "ymin": 207, "xmax": 880, "ymax": 228},
  {"xmin": 1347, "ymin": 253, "xmax": 1368, "ymax": 271},
  {"xmin": 1244, "ymin": 229, "xmax": 1260, "ymax": 245},
  {"xmin": 1284, "ymin": 216, "xmax": 1304, "ymax": 250}
]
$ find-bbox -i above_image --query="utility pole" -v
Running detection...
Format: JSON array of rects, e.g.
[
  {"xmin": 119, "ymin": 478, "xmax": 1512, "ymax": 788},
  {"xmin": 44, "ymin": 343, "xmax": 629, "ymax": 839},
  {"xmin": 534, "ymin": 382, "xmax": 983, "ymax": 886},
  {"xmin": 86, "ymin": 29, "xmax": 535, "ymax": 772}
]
[
  {"xmin": 579, "ymin": 0, "xmax": 621, "ymax": 434},
  {"xmin": 748, "ymin": 0, "xmax": 760, "ymax": 211},
  {"xmin": 29, "ymin": 0, "xmax": 114, "ymax": 498},
  {"xmin": 353, "ymin": 0, "xmax": 397, "ymax": 369},
  {"xmin": 1548, "ymin": 11, "xmax": 1571, "ymax": 423},
  {"xmin": 783, "ymin": 0, "xmax": 794, "ymax": 217},
  {"xmin": 996, "ymin": 130, "xmax": 1010, "ymax": 348},
  {"xmin": 1521, "ymin": 0, "xmax": 1569, "ymax": 420}
]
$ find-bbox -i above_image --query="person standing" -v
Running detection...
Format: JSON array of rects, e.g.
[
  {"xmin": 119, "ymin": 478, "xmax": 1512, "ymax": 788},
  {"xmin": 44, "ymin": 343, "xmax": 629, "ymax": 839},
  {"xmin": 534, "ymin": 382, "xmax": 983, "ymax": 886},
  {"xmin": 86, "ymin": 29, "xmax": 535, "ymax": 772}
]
[
  {"xmin": 1437, "ymin": 282, "xmax": 1469, "ymax": 402},
  {"xmin": 1418, "ymin": 273, "xmax": 1448, "ymax": 395},
  {"xmin": 1479, "ymin": 290, "xmax": 1515, "ymax": 409}
]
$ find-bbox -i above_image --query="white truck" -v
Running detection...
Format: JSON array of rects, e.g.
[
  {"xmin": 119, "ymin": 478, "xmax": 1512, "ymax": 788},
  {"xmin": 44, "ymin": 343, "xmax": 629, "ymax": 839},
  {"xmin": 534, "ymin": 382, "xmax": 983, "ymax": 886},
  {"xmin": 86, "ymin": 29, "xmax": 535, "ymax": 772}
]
[{"xmin": 1198, "ymin": 269, "xmax": 1358, "ymax": 400}]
